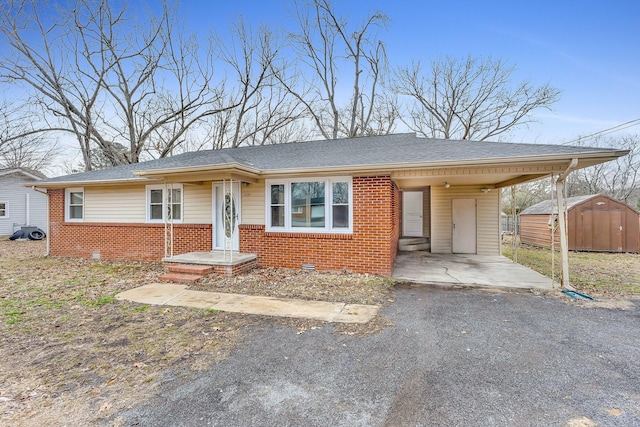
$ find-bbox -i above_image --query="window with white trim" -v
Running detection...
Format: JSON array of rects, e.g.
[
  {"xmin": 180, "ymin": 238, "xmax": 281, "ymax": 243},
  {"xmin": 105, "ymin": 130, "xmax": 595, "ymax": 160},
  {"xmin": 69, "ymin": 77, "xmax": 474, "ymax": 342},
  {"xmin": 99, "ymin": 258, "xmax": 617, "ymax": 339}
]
[
  {"xmin": 266, "ymin": 177, "xmax": 352, "ymax": 233},
  {"xmin": 65, "ymin": 188, "xmax": 84, "ymax": 221},
  {"xmin": 146, "ymin": 184, "xmax": 183, "ymax": 223},
  {"xmin": 0, "ymin": 201, "xmax": 8, "ymax": 218}
]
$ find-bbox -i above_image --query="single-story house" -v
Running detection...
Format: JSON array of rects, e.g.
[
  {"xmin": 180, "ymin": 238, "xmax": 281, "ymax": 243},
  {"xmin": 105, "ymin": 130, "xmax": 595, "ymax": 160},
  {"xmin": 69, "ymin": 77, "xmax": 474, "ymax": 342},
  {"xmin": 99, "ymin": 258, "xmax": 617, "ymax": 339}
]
[
  {"xmin": 34, "ymin": 133, "xmax": 627, "ymax": 275},
  {"xmin": 0, "ymin": 168, "xmax": 48, "ymax": 236},
  {"xmin": 520, "ymin": 194, "xmax": 640, "ymax": 253}
]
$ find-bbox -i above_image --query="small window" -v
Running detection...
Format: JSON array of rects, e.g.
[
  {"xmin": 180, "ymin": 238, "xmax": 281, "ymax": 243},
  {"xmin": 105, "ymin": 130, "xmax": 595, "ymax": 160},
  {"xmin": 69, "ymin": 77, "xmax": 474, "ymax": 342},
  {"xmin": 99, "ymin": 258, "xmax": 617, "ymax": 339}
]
[
  {"xmin": 146, "ymin": 185, "xmax": 183, "ymax": 223},
  {"xmin": 332, "ymin": 182, "xmax": 349, "ymax": 228},
  {"xmin": 149, "ymin": 189, "xmax": 164, "ymax": 220},
  {"xmin": 0, "ymin": 201, "xmax": 8, "ymax": 218},
  {"xmin": 270, "ymin": 184, "xmax": 285, "ymax": 227},
  {"xmin": 65, "ymin": 188, "xmax": 84, "ymax": 221}
]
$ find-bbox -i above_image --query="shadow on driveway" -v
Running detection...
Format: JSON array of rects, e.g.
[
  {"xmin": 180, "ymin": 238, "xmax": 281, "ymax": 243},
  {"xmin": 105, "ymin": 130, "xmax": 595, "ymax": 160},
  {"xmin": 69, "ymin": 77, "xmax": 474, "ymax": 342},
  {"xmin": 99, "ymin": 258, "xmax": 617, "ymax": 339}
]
[{"xmin": 121, "ymin": 286, "xmax": 639, "ymax": 426}]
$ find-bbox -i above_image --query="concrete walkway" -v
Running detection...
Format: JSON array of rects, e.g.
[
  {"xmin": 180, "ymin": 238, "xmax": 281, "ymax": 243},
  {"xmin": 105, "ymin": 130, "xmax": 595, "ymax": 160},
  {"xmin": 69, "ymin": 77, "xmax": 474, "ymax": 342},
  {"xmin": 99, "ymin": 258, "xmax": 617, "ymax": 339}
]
[{"xmin": 116, "ymin": 283, "xmax": 379, "ymax": 324}]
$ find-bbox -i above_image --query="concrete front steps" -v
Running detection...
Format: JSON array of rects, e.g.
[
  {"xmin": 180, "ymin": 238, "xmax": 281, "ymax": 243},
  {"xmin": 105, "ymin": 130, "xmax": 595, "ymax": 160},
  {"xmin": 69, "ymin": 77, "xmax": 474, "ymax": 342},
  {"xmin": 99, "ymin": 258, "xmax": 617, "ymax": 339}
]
[
  {"xmin": 399, "ymin": 237, "xmax": 431, "ymax": 252},
  {"xmin": 159, "ymin": 263, "xmax": 214, "ymax": 284}
]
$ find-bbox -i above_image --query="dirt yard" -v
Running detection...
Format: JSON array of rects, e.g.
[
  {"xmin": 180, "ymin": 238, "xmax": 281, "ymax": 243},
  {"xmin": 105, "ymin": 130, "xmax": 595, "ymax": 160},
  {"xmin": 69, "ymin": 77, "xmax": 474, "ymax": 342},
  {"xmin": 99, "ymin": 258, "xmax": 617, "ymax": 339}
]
[{"xmin": 0, "ymin": 239, "xmax": 394, "ymax": 426}]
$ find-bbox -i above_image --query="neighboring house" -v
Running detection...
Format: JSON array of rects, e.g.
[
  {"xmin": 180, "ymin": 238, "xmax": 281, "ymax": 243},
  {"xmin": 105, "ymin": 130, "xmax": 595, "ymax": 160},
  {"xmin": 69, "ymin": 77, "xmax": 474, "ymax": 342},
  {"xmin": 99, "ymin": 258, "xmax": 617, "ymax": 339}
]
[
  {"xmin": 520, "ymin": 194, "xmax": 640, "ymax": 253},
  {"xmin": 0, "ymin": 168, "xmax": 48, "ymax": 236},
  {"xmin": 34, "ymin": 133, "xmax": 627, "ymax": 275}
]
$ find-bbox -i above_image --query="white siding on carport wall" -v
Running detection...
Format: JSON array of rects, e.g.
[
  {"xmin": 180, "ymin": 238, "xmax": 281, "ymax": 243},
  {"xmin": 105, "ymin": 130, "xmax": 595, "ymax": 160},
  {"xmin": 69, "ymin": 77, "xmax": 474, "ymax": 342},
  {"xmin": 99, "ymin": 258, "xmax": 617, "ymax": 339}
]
[
  {"xmin": 430, "ymin": 185, "xmax": 501, "ymax": 255},
  {"xmin": 0, "ymin": 173, "xmax": 47, "ymax": 235}
]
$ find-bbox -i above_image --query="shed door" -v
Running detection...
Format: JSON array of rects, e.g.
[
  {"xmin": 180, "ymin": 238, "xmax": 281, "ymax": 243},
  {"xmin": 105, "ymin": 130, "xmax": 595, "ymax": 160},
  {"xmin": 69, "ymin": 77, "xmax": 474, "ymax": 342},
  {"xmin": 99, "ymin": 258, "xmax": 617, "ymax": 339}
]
[
  {"xmin": 585, "ymin": 209, "xmax": 622, "ymax": 251},
  {"xmin": 452, "ymin": 198, "xmax": 477, "ymax": 254},
  {"xmin": 403, "ymin": 191, "xmax": 423, "ymax": 237}
]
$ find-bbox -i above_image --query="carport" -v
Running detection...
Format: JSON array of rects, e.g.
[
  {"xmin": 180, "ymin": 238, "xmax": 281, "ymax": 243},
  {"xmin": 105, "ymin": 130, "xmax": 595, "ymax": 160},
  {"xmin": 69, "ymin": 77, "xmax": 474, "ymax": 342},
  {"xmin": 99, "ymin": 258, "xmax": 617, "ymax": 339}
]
[{"xmin": 392, "ymin": 252, "xmax": 556, "ymax": 290}]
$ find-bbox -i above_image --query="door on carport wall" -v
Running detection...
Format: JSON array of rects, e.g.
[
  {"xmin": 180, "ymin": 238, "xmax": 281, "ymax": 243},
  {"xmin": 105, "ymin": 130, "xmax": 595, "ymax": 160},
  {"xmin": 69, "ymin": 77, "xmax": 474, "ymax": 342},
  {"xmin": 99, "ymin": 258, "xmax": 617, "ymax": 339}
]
[{"xmin": 452, "ymin": 198, "xmax": 476, "ymax": 254}]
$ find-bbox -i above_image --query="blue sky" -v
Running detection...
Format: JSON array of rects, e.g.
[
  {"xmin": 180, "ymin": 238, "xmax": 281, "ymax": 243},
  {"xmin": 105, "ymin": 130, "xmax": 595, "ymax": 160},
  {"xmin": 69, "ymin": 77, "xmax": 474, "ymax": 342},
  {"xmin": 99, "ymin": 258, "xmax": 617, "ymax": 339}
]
[{"xmin": 183, "ymin": 0, "xmax": 640, "ymax": 144}]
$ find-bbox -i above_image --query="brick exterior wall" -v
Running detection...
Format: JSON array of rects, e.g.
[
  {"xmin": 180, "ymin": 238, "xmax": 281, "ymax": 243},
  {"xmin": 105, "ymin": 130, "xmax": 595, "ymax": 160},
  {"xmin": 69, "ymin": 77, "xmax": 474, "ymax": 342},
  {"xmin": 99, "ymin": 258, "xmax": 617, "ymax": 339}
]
[
  {"xmin": 48, "ymin": 176, "xmax": 401, "ymax": 275},
  {"xmin": 48, "ymin": 189, "xmax": 212, "ymax": 261},
  {"xmin": 240, "ymin": 176, "xmax": 400, "ymax": 275}
]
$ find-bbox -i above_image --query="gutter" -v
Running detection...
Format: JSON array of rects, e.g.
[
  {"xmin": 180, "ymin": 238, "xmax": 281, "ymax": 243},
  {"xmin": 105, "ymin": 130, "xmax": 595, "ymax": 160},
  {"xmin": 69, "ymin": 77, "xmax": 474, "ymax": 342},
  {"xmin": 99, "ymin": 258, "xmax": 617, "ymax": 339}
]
[{"xmin": 32, "ymin": 177, "xmax": 159, "ymax": 189}]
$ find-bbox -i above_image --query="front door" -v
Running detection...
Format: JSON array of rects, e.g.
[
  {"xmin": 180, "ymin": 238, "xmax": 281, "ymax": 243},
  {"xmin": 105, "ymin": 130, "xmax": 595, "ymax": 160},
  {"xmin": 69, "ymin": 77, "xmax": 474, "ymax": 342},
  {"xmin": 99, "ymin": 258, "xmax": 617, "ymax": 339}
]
[
  {"xmin": 452, "ymin": 198, "xmax": 477, "ymax": 254},
  {"xmin": 213, "ymin": 182, "xmax": 240, "ymax": 250},
  {"xmin": 403, "ymin": 191, "xmax": 423, "ymax": 237}
]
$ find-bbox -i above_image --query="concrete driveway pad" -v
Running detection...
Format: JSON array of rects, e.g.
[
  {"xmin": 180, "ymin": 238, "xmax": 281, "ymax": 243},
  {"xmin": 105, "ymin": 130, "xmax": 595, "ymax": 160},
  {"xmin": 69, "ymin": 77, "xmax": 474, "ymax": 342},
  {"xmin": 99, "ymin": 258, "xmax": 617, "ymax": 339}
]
[
  {"xmin": 116, "ymin": 283, "xmax": 379, "ymax": 324},
  {"xmin": 393, "ymin": 252, "xmax": 559, "ymax": 289}
]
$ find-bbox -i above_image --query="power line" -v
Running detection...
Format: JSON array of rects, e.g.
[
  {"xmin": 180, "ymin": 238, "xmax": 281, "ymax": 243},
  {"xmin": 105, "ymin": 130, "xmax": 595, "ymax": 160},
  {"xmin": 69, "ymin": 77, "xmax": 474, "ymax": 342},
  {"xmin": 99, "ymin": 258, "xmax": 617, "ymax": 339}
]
[{"xmin": 562, "ymin": 118, "xmax": 640, "ymax": 145}]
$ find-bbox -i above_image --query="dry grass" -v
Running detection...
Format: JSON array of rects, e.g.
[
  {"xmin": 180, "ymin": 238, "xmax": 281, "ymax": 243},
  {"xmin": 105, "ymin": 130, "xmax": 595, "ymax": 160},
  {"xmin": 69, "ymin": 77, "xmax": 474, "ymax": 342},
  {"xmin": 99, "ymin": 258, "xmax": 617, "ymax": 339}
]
[
  {"xmin": 502, "ymin": 239, "xmax": 640, "ymax": 297},
  {"xmin": 0, "ymin": 239, "xmax": 394, "ymax": 426}
]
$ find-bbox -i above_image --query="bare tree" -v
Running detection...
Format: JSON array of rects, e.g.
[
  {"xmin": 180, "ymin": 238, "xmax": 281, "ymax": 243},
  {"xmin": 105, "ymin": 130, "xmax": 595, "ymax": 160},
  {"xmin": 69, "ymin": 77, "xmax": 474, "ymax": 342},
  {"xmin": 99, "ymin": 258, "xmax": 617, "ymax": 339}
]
[
  {"xmin": 215, "ymin": 19, "xmax": 307, "ymax": 148},
  {"xmin": 566, "ymin": 134, "xmax": 640, "ymax": 205},
  {"xmin": 0, "ymin": 98, "xmax": 56, "ymax": 172},
  {"xmin": 501, "ymin": 180, "xmax": 551, "ymax": 215},
  {"xmin": 395, "ymin": 56, "xmax": 561, "ymax": 141},
  {"xmin": 281, "ymin": 0, "xmax": 395, "ymax": 140},
  {"xmin": 0, "ymin": 0, "xmax": 233, "ymax": 170}
]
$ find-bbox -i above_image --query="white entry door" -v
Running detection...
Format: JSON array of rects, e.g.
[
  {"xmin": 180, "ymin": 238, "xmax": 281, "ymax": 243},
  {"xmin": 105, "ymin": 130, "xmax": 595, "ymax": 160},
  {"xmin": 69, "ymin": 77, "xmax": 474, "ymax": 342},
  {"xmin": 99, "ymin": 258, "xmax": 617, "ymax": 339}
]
[
  {"xmin": 213, "ymin": 182, "xmax": 240, "ymax": 250},
  {"xmin": 452, "ymin": 198, "xmax": 477, "ymax": 254},
  {"xmin": 403, "ymin": 191, "xmax": 423, "ymax": 237}
]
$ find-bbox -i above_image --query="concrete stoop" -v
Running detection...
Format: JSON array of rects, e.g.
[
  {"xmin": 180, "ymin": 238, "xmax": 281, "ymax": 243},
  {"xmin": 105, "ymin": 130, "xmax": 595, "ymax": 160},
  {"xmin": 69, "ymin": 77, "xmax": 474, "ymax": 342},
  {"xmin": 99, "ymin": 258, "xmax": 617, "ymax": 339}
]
[
  {"xmin": 159, "ymin": 263, "xmax": 214, "ymax": 284},
  {"xmin": 399, "ymin": 237, "xmax": 431, "ymax": 252}
]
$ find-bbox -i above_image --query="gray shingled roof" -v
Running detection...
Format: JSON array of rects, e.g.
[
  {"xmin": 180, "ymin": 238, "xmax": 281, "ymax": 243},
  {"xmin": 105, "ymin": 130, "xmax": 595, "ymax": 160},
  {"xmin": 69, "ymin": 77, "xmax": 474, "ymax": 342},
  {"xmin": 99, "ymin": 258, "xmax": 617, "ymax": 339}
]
[
  {"xmin": 0, "ymin": 167, "xmax": 47, "ymax": 180},
  {"xmin": 38, "ymin": 133, "xmax": 623, "ymax": 184},
  {"xmin": 520, "ymin": 195, "xmax": 598, "ymax": 215}
]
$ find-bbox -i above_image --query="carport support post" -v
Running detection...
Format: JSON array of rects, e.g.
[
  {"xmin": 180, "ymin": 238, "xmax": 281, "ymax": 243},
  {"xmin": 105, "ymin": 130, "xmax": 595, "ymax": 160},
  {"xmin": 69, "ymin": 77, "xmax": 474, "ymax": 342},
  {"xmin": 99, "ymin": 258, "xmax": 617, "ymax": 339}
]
[
  {"xmin": 555, "ymin": 158, "xmax": 577, "ymax": 288},
  {"xmin": 555, "ymin": 179, "xmax": 570, "ymax": 287}
]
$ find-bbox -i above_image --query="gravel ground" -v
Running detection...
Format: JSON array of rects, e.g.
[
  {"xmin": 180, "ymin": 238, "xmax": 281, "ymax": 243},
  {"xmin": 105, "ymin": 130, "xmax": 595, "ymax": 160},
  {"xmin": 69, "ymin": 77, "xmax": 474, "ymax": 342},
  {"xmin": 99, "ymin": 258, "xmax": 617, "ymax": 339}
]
[{"xmin": 122, "ymin": 285, "xmax": 640, "ymax": 427}]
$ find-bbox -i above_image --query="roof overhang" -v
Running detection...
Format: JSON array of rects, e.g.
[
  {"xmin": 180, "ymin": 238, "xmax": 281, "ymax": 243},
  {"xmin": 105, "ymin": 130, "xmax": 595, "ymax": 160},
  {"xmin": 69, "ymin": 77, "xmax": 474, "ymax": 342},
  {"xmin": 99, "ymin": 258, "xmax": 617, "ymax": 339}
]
[
  {"xmin": 133, "ymin": 162, "xmax": 261, "ymax": 183},
  {"xmin": 259, "ymin": 149, "xmax": 630, "ymax": 188}
]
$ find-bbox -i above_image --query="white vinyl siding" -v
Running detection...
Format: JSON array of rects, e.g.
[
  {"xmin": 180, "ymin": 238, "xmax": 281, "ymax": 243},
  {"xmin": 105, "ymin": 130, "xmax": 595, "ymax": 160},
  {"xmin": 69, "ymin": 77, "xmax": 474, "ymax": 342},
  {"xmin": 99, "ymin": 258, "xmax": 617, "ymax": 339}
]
[
  {"xmin": 0, "ymin": 172, "xmax": 47, "ymax": 235},
  {"xmin": 241, "ymin": 180, "xmax": 265, "ymax": 225},
  {"xmin": 84, "ymin": 186, "xmax": 146, "ymax": 223},
  {"xmin": 431, "ymin": 185, "xmax": 500, "ymax": 255},
  {"xmin": 183, "ymin": 182, "xmax": 212, "ymax": 224},
  {"xmin": 83, "ymin": 184, "xmax": 213, "ymax": 224}
]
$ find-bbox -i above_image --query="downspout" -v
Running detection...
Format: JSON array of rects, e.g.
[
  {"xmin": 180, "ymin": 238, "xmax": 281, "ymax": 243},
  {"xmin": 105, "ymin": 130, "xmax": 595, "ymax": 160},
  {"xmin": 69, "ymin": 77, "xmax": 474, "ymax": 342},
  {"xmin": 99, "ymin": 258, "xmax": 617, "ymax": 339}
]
[
  {"xmin": 31, "ymin": 186, "xmax": 50, "ymax": 256},
  {"xmin": 555, "ymin": 159, "xmax": 578, "ymax": 288}
]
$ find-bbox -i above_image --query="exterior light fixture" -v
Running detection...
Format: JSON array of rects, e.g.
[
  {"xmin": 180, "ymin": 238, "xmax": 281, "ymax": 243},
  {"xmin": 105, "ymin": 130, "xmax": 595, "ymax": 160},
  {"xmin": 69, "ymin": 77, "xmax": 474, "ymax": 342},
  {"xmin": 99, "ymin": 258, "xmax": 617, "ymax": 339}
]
[
  {"xmin": 444, "ymin": 182, "xmax": 450, "ymax": 188},
  {"xmin": 481, "ymin": 188, "xmax": 491, "ymax": 193}
]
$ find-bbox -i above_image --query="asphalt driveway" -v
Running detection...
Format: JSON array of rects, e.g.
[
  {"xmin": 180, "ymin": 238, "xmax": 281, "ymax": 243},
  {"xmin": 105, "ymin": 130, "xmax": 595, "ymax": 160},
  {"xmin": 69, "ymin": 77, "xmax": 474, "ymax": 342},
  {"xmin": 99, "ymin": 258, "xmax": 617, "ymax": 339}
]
[{"xmin": 121, "ymin": 286, "xmax": 640, "ymax": 426}]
